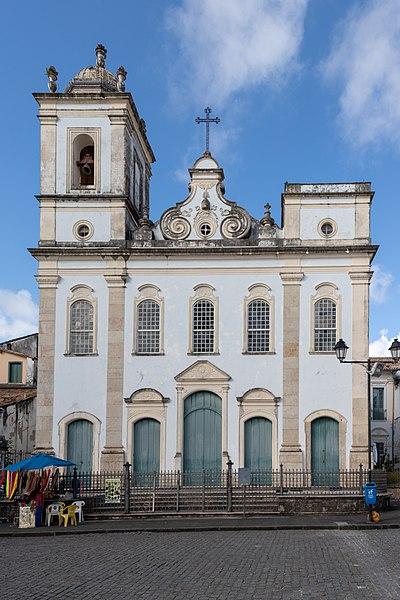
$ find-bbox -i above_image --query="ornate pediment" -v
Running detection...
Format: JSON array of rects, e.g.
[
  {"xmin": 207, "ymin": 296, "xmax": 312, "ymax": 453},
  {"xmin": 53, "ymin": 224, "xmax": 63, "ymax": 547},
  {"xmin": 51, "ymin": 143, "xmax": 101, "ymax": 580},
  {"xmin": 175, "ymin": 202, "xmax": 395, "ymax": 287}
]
[
  {"xmin": 175, "ymin": 360, "xmax": 231, "ymax": 383},
  {"xmin": 158, "ymin": 152, "xmax": 252, "ymax": 242}
]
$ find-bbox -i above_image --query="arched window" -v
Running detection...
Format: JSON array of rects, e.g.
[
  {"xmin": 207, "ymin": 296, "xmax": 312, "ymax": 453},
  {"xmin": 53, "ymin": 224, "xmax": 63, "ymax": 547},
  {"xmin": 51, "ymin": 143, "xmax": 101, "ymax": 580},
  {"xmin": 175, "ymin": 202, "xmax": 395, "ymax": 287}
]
[
  {"xmin": 193, "ymin": 299, "xmax": 215, "ymax": 353},
  {"xmin": 68, "ymin": 130, "xmax": 100, "ymax": 192},
  {"xmin": 243, "ymin": 284, "xmax": 275, "ymax": 354},
  {"xmin": 70, "ymin": 300, "xmax": 94, "ymax": 354},
  {"xmin": 71, "ymin": 133, "xmax": 95, "ymax": 188},
  {"xmin": 247, "ymin": 299, "xmax": 270, "ymax": 352},
  {"xmin": 137, "ymin": 299, "xmax": 160, "ymax": 354},
  {"xmin": 314, "ymin": 298, "xmax": 337, "ymax": 352}
]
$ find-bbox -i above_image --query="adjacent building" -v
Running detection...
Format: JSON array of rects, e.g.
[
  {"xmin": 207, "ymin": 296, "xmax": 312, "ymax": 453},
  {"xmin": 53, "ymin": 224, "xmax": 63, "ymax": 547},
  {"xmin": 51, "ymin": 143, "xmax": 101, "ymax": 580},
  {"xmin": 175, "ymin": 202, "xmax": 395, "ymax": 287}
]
[
  {"xmin": 371, "ymin": 359, "xmax": 400, "ymax": 467},
  {"xmin": 30, "ymin": 46, "xmax": 377, "ymax": 474},
  {"xmin": 0, "ymin": 333, "xmax": 38, "ymax": 465}
]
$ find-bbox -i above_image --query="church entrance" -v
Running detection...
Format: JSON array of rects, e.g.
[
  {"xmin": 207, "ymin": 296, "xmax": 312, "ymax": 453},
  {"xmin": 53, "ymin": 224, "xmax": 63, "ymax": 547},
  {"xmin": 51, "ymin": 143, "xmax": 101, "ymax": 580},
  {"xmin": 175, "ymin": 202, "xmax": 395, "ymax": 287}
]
[
  {"xmin": 133, "ymin": 418, "xmax": 160, "ymax": 475},
  {"xmin": 311, "ymin": 417, "xmax": 339, "ymax": 486},
  {"xmin": 244, "ymin": 417, "xmax": 272, "ymax": 483},
  {"xmin": 67, "ymin": 419, "xmax": 93, "ymax": 472},
  {"xmin": 183, "ymin": 391, "xmax": 222, "ymax": 479}
]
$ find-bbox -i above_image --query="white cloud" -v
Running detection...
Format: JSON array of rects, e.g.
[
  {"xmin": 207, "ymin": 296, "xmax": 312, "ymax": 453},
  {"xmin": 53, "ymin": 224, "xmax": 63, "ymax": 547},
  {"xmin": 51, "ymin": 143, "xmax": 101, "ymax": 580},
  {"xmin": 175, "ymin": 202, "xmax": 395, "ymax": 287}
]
[
  {"xmin": 166, "ymin": 0, "xmax": 309, "ymax": 108},
  {"xmin": 370, "ymin": 329, "xmax": 400, "ymax": 357},
  {"xmin": 370, "ymin": 265, "xmax": 394, "ymax": 304},
  {"xmin": 0, "ymin": 289, "xmax": 38, "ymax": 342},
  {"xmin": 323, "ymin": 0, "xmax": 400, "ymax": 148}
]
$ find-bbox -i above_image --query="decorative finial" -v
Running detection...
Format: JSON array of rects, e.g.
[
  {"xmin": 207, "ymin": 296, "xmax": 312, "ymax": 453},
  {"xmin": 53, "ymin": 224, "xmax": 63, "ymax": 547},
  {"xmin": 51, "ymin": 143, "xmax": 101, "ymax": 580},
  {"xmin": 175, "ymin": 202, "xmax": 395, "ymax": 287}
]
[
  {"xmin": 46, "ymin": 66, "xmax": 58, "ymax": 93},
  {"xmin": 95, "ymin": 44, "xmax": 107, "ymax": 68},
  {"xmin": 260, "ymin": 203, "xmax": 275, "ymax": 227},
  {"xmin": 195, "ymin": 107, "xmax": 220, "ymax": 153},
  {"xmin": 116, "ymin": 66, "xmax": 127, "ymax": 92}
]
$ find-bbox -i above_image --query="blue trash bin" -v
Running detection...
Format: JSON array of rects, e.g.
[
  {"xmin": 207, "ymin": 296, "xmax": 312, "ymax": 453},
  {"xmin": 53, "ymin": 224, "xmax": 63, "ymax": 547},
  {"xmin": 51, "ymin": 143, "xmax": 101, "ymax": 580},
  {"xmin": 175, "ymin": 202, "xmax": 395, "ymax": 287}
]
[{"xmin": 364, "ymin": 482, "xmax": 377, "ymax": 506}]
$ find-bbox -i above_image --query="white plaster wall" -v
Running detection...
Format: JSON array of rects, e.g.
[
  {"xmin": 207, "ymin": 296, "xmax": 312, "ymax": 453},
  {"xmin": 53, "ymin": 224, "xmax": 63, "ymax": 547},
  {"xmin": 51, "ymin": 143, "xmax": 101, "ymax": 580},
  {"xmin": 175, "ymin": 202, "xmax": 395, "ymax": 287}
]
[
  {"xmin": 298, "ymin": 271, "xmax": 353, "ymax": 465},
  {"xmin": 123, "ymin": 261, "xmax": 284, "ymax": 468},
  {"xmin": 56, "ymin": 117, "xmax": 111, "ymax": 194},
  {"xmin": 300, "ymin": 207, "xmax": 355, "ymax": 240},
  {"xmin": 53, "ymin": 275, "xmax": 109, "ymax": 460},
  {"xmin": 52, "ymin": 254, "xmax": 358, "ymax": 470},
  {"xmin": 55, "ymin": 210, "xmax": 111, "ymax": 242}
]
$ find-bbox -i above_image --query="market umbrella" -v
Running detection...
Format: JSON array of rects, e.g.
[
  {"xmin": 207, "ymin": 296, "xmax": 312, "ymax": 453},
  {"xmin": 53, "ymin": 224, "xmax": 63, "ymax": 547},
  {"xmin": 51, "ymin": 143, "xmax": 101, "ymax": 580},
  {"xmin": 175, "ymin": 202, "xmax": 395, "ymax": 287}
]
[{"xmin": 5, "ymin": 453, "xmax": 75, "ymax": 472}]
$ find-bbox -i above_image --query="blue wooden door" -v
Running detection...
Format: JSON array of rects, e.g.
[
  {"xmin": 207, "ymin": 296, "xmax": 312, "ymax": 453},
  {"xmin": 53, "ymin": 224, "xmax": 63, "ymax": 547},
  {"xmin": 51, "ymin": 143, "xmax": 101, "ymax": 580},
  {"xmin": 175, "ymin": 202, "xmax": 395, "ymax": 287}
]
[
  {"xmin": 244, "ymin": 417, "xmax": 272, "ymax": 483},
  {"xmin": 183, "ymin": 391, "xmax": 222, "ymax": 476},
  {"xmin": 133, "ymin": 418, "xmax": 160, "ymax": 473},
  {"xmin": 311, "ymin": 417, "xmax": 339, "ymax": 486},
  {"xmin": 67, "ymin": 419, "xmax": 93, "ymax": 472}
]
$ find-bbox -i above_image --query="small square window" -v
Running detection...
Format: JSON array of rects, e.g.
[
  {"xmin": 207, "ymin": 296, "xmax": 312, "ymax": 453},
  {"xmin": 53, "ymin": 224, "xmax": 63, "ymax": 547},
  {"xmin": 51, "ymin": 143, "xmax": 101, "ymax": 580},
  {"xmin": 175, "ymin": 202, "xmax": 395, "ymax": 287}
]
[{"xmin": 8, "ymin": 362, "xmax": 22, "ymax": 383}]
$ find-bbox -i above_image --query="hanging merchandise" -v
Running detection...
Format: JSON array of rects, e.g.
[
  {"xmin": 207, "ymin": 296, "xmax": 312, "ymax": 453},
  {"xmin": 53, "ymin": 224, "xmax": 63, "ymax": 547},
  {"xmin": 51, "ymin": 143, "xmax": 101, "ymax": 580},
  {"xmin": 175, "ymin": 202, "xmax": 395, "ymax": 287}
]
[{"xmin": 6, "ymin": 471, "xmax": 19, "ymax": 499}]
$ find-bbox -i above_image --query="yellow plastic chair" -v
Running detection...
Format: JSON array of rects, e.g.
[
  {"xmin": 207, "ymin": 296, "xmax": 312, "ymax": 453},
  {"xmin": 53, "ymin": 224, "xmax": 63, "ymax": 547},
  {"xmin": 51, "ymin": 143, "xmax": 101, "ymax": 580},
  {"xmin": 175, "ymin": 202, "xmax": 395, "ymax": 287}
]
[{"xmin": 60, "ymin": 504, "xmax": 78, "ymax": 527}]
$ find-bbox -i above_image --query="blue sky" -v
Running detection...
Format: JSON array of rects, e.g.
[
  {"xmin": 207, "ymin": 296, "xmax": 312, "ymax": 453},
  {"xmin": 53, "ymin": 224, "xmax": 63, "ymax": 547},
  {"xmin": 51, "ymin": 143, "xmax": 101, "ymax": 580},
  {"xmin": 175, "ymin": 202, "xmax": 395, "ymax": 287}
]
[{"xmin": 0, "ymin": 0, "xmax": 399, "ymax": 352}]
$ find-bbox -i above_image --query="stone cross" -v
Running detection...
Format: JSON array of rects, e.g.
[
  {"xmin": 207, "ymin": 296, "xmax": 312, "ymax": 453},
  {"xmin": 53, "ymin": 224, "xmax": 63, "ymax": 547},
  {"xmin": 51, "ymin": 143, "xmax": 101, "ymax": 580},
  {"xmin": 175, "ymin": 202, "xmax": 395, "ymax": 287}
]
[{"xmin": 195, "ymin": 107, "xmax": 220, "ymax": 153}]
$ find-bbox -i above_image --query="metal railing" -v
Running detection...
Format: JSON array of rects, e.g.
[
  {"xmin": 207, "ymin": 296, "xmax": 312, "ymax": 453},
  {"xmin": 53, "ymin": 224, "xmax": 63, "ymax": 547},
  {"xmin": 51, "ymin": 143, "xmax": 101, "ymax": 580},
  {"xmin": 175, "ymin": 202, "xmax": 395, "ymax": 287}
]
[{"xmin": 54, "ymin": 463, "xmax": 369, "ymax": 515}]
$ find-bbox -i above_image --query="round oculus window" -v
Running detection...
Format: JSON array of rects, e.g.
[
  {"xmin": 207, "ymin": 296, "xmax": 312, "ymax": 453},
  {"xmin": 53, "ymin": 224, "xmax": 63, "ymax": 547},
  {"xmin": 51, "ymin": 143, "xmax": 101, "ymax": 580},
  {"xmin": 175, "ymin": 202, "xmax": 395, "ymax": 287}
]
[
  {"xmin": 200, "ymin": 223, "xmax": 212, "ymax": 237},
  {"xmin": 319, "ymin": 220, "xmax": 335, "ymax": 237},
  {"xmin": 77, "ymin": 224, "xmax": 90, "ymax": 238},
  {"xmin": 73, "ymin": 220, "xmax": 94, "ymax": 241}
]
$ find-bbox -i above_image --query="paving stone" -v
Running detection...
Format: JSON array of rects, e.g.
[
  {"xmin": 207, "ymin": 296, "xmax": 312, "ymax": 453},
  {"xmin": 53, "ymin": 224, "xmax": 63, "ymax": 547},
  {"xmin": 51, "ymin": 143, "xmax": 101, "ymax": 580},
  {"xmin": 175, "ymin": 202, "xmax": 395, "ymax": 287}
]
[{"xmin": 1, "ymin": 530, "xmax": 400, "ymax": 599}]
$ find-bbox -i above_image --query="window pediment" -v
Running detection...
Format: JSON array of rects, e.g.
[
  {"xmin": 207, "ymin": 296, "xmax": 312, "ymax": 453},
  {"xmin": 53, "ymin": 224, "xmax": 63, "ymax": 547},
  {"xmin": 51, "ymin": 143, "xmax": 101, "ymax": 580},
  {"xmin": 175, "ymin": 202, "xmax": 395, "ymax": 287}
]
[
  {"xmin": 175, "ymin": 360, "xmax": 231, "ymax": 383},
  {"xmin": 237, "ymin": 388, "xmax": 277, "ymax": 404},
  {"xmin": 125, "ymin": 388, "xmax": 168, "ymax": 405}
]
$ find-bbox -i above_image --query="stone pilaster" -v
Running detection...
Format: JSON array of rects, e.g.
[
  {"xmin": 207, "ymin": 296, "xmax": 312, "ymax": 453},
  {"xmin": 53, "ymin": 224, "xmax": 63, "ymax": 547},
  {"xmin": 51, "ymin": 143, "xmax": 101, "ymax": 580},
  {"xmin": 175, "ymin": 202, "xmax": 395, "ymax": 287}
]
[
  {"xmin": 279, "ymin": 271, "xmax": 304, "ymax": 468},
  {"xmin": 38, "ymin": 114, "xmax": 57, "ymax": 195},
  {"xmin": 349, "ymin": 270, "xmax": 372, "ymax": 468},
  {"xmin": 34, "ymin": 271, "xmax": 59, "ymax": 454},
  {"xmin": 174, "ymin": 384, "xmax": 184, "ymax": 470},
  {"xmin": 101, "ymin": 264, "xmax": 127, "ymax": 470},
  {"xmin": 109, "ymin": 112, "xmax": 128, "ymax": 196}
]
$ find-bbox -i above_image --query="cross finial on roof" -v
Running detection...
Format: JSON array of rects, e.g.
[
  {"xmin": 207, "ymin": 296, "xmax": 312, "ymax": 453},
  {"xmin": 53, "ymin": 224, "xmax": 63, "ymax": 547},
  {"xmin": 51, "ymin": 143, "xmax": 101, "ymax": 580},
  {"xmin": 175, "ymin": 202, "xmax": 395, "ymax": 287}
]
[{"xmin": 195, "ymin": 107, "xmax": 220, "ymax": 153}]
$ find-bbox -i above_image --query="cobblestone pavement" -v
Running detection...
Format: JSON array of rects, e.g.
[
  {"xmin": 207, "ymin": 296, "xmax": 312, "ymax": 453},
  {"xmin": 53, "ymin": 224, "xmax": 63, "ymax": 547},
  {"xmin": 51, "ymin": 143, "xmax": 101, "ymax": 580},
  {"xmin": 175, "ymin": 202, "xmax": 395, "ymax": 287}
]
[{"xmin": 2, "ymin": 530, "xmax": 400, "ymax": 600}]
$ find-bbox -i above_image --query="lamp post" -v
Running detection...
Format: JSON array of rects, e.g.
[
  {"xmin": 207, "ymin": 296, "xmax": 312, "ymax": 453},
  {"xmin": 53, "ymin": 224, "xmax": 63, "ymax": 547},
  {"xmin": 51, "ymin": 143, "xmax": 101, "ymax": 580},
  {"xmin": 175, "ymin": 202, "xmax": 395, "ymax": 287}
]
[
  {"xmin": 334, "ymin": 338, "xmax": 400, "ymax": 480},
  {"xmin": 334, "ymin": 337, "xmax": 400, "ymax": 523}
]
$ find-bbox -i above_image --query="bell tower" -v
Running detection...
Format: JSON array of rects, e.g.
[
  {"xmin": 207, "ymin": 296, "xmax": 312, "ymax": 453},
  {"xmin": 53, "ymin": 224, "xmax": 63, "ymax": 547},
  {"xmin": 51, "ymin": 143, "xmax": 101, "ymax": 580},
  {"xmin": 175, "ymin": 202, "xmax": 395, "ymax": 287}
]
[{"xmin": 34, "ymin": 44, "xmax": 155, "ymax": 246}]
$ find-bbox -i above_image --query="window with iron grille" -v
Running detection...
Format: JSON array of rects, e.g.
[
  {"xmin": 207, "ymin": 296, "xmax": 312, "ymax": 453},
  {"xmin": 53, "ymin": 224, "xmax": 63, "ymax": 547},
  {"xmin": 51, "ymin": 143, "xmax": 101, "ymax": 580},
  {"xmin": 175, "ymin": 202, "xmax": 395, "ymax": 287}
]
[
  {"xmin": 247, "ymin": 299, "xmax": 270, "ymax": 352},
  {"xmin": 192, "ymin": 300, "xmax": 214, "ymax": 353},
  {"xmin": 69, "ymin": 300, "xmax": 94, "ymax": 354},
  {"xmin": 314, "ymin": 298, "xmax": 337, "ymax": 351},
  {"xmin": 137, "ymin": 299, "xmax": 160, "ymax": 354}
]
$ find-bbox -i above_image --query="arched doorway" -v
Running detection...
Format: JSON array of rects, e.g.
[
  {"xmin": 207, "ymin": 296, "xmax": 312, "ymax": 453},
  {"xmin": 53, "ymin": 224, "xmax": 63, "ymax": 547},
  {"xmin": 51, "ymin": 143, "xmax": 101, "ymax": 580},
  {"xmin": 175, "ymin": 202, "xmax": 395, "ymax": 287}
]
[
  {"xmin": 311, "ymin": 417, "xmax": 339, "ymax": 486},
  {"xmin": 183, "ymin": 391, "xmax": 222, "ymax": 478},
  {"xmin": 244, "ymin": 417, "xmax": 272, "ymax": 483},
  {"xmin": 67, "ymin": 419, "xmax": 93, "ymax": 472},
  {"xmin": 133, "ymin": 418, "xmax": 160, "ymax": 474}
]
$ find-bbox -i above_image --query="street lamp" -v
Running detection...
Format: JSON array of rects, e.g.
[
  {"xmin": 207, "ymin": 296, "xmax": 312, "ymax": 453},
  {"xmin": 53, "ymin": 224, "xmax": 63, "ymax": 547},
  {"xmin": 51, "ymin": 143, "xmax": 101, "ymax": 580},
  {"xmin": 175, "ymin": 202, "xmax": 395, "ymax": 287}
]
[
  {"xmin": 334, "ymin": 338, "xmax": 400, "ymax": 478},
  {"xmin": 389, "ymin": 338, "xmax": 400, "ymax": 362}
]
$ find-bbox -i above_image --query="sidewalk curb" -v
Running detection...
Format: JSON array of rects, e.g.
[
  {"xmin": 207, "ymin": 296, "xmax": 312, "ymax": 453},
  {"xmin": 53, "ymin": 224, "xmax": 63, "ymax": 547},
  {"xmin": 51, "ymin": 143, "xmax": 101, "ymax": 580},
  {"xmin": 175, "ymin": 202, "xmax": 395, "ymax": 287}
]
[{"xmin": 1, "ymin": 522, "xmax": 399, "ymax": 538}]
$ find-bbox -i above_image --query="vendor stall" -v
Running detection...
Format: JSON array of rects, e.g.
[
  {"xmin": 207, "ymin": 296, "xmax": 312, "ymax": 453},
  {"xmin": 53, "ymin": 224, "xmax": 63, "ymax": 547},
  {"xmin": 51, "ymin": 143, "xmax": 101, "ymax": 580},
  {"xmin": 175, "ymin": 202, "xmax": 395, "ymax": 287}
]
[{"xmin": 4, "ymin": 453, "xmax": 76, "ymax": 527}]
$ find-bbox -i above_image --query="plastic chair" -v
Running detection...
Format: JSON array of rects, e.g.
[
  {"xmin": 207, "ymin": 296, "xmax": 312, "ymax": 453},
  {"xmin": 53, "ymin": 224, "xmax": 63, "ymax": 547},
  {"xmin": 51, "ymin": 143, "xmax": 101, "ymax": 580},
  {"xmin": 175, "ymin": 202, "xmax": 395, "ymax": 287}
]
[
  {"xmin": 60, "ymin": 504, "xmax": 78, "ymax": 527},
  {"xmin": 46, "ymin": 503, "xmax": 64, "ymax": 527},
  {"xmin": 72, "ymin": 500, "xmax": 85, "ymax": 523}
]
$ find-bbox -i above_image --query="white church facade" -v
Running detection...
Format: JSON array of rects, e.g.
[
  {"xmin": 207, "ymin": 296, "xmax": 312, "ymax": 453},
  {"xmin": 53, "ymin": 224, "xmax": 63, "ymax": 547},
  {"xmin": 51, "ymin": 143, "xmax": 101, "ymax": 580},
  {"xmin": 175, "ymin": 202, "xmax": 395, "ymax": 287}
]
[{"xmin": 31, "ymin": 46, "xmax": 377, "ymax": 474}]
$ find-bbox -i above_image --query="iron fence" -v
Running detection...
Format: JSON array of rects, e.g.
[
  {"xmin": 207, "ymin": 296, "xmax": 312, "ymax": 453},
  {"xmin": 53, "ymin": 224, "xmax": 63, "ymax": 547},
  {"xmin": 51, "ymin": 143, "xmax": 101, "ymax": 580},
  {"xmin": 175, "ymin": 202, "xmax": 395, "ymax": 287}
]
[{"xmin": 54, "ymin": 463, "xmax": 370, "ymax": 515}]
